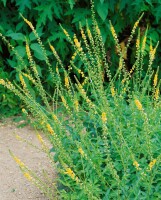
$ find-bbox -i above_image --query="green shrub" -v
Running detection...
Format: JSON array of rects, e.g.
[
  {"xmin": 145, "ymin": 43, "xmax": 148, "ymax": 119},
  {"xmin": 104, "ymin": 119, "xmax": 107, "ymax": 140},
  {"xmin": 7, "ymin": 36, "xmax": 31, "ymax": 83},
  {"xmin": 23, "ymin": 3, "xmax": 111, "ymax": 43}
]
[
  {"xmin": 0, "ymin": 1, "xmax": 161, "ymax": 199},
  {"xmin": 1, "ymin": 0, "xmax": 161, "ymax": 116}
]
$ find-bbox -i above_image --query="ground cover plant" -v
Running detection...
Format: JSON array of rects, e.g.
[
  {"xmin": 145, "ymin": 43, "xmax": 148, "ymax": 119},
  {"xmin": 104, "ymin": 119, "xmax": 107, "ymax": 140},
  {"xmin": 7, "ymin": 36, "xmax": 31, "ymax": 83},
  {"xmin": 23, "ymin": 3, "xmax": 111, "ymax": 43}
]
[{"xmin": 0, "ymin": 1, "xmax": 161, "ymax": 199}]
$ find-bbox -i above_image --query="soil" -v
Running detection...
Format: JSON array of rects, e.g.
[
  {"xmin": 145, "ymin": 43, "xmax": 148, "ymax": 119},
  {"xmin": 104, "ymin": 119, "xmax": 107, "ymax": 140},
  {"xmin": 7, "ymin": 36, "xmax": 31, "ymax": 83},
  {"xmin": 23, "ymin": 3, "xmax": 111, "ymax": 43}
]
[{"xmin": 0, "ymin": 117, "xmax": 55, "ymax": 200}]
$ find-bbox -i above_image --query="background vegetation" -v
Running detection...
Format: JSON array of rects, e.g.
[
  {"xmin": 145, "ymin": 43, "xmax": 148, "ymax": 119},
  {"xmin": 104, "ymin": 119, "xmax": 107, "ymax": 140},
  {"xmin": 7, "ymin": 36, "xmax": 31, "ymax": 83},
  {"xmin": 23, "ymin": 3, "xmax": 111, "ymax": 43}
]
[{"xmin": 1, "ymin": 0, "xmax": 161, "ymax": 116}]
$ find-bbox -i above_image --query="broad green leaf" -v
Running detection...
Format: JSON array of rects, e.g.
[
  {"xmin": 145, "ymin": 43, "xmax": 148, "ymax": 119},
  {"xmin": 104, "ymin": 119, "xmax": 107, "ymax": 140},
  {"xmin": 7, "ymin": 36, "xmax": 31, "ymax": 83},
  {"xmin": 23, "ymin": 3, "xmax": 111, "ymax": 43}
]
[
  {"xmin": 30, "ymin": 43, "xmax": 46, "ymax": 61},
  {"xmin": 96, "ymin": 2, "xmax": 108, "ymax": 21},
  {"xmin": 6, "ymin": 33, "xmax": 25, "ymax": 41},
  {"xmin": 14, "ymin": 46, "xmax": 26, "ymax": 57}
]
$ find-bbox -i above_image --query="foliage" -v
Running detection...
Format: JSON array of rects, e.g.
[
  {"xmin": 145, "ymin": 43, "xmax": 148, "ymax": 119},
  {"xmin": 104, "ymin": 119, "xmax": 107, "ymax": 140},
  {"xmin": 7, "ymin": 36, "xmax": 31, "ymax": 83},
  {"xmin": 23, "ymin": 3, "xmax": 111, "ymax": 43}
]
[
  {"xmin": 1, "ymin": 0, "xmax": 161, "ymax": 116},
  {"xmin": 0, "ymin": 1, "xmax": 161, "ymax": 199}
]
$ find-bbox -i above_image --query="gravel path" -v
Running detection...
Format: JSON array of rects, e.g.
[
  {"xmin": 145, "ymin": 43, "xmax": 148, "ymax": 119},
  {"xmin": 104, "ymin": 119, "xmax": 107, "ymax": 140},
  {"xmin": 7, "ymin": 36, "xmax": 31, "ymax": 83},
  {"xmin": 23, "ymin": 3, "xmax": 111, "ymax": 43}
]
[{"xmin": 0, "ymin": 118, "xmax": 55, "ymax": 200}]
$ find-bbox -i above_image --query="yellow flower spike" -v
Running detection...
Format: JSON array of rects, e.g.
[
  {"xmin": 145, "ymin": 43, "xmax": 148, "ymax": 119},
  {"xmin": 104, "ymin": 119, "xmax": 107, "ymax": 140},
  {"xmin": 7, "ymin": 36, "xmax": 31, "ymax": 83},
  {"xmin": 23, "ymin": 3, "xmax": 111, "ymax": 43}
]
[
  {"xmin": 19, "ymin": 74, "xmax": 26, "ymax": 88},
  {"xmin": 87, "ymin": 28, "xmax": 92, "ymax": 39},
  {"xmin": 134, "ymin": 99, "xmax": 143, "ymax": 111},
  {"xmin": 62, "ymin": 28, "xmax": 69, "ymax": 37},
  {"xmin": 37, "ymin": 134, "xmax": 44, "ymax": 144},
  {"xmin": 49, "ymin": 43, "xmax": 57, "ymax": 55},
  {"xmin": 20, "ymin": 14, "xmax": 35, "ymax": 31},
  {"xmin": 153, "ymin": 73, "xmax": 158, "ymax": 87},
  {"xmin": 102, "ymin": 112, "xmax": 107, "ymax": 123},
  {"xmin": 111, "ymin": 87, "xmax": 115, "ymax": 97},
  {"xmin": 110, "ymin": 23, "xmax": 117, "ymax": 40},
  {"xmin": 141, "ymin": 35, "xmax": 147, "ymax": 53},
  {"xmin": 23, "ymin": 73, "xmax": 36, "ymax": 84},
  {"xmin": 24, "ymin": 172, "xmax": 32, "ymax": 181},
  {"xmin": 64, "ymin": 76, "xmax": 69, "ymax": 89},
  {"xmin": 52, "ymin": 114, "xmax": 58, "ymax": 121},
  {"xmin": 74, "ymin": 100, "xmax": 79, "ymax": 112},
  {"xmin": 154, "ymin": 88, "xmax": 159, "ymax": 100},
  {"xmin": 26, "ymin": 43, "xmax": 33, "ymax": 62},
  {"xmin": 96, "ymin": 25, "xmax": 101, "ymax": 35},
  {"xmin": 13, "ymin": 156, "xmax": 25, "ymax": 168},
  {"xmin": 78, "ymin": 148, "xmax": 84, "ymax": 157},
  {"xmin": 46, "ymin": 123, "xmax": 54, "ymax": 135},
  {"xmin": 61, "ymin": 95, "xmax": 69, "ymax": 109},
  {"xmin": 133, "ymin": 160, "xmax": 140, "ymax": 170},
  {"xmin": 65, "ymin": 168, "xmax": 75, "ymax": 180},
  {"xmin": 136, "ymin": 38, "xmax": 140, "ymax": 49},
  {"xmin": 73, "ymin": 35, "xmax": 82, "ymax": 51},
  {"xmin": 149, "ymin": 159, "xmax": 157, "ymax": 171},
  {"xmin": 0, "ymin": 79, "xmax": 5, "ymax": 85}
]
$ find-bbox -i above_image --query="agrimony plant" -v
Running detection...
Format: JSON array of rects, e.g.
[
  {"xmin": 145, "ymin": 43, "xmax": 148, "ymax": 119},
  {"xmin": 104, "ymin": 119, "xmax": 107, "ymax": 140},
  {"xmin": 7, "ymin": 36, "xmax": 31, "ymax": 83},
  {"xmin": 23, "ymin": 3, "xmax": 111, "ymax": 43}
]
[{"xmin": 0, "ymin": 1, "xmax": 161, "ymax": 199}]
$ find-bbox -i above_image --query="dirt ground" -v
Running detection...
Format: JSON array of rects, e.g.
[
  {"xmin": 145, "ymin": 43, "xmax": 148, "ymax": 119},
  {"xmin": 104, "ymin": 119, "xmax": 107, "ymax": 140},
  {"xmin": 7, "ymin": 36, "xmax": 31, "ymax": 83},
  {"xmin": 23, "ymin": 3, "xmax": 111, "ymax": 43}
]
[{"xmin": 0, "ymin": 118, "xmax": 55, "ymax": 200}]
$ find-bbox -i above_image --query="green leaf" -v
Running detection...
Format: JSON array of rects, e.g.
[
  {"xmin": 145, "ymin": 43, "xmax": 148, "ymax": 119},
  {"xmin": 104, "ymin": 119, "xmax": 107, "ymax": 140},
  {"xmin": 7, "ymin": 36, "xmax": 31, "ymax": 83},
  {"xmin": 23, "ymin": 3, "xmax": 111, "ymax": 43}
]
[
  {"xmin": 16, "ymin": 0, "xmax": 31, "ymax": 12},
  {"xmin": 100, "ymin": 0, "xmax": 104, "ymax": 3},
  {"xmin": 96, "ymin": 2, "xmax": 108, "ymax": 21},
  {"xmin": 1, "ymin": 0, "xmax": 7, "ymax": 6},
  {"xmin": 68, "ymin": 0, "xmax": 75, "ymax": 9},
  {"xmin": 30, "ymin": 43, "xmax": 46, "ymax": 61},
  {"xmin": 153, "ymin": 5, "xmax": 161, "ymax": 23},
  {"xmin": 6, "ymin": 33, "xmax": 25, "ymax": 41}
]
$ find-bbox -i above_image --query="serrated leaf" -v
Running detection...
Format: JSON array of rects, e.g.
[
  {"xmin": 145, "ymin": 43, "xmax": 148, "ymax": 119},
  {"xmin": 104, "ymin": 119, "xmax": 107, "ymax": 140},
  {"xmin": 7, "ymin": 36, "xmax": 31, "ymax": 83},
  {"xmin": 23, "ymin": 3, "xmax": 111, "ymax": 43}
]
[
  {"xmin": 96, "ymin": 2, "xmax": 108, "ymax": 21},
  {"xmin": 72, "ymin": 8, "xmax": 91, "ymax": 24},
  {"xmin": 30, "ymin": 43, "xmax": 46, "ymax": 61},
  {"xmin": 16, "ymin": 0, "xmax": 31, "ymax": 12}
]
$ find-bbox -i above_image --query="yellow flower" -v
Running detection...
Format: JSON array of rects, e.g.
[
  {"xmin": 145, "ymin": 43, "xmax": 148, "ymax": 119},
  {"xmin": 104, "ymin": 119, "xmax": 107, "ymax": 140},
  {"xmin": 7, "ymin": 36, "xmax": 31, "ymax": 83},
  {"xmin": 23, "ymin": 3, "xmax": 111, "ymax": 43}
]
[
  {"xmin": 133, "ymin": 160, "xmax": 140, "ymax": 170},
  {"xmin": 149, "ymin": 159, "xmax": 157, "ymax": 171},
  {"xmin": 62, "ymin": 28, "xmax": 69, "ymax": 37},
  {"xmin": 74, "ymin": 38, "xmax": 81, "ymax": 48},
  {"xmin": 136, "ymin": 38, "xmax": 140, "ymax": 49},
  {"xmin": 111, "ymin": 87, "xmax": 115, "ymax": 97},
  {"xmin": 102, "ymin": 112, "xmax": 107, "ymax": 123},
  {"xmin": 46, "ymin": 123, "xmax": 54, "ymax": 135},
  {"xmin": 61, "ymin": 95, "xmax": 69, "ymax": 109},
  {"xmin": 87, "ymin": 28, "xmax": 92, "ymax": 39},
  {"xmin": 52, "ymin": 114, "xmax": 58, "ymax": 121},
  {"xmin": 74, "ymin": 100, "xmax": 79, "ymax": 111},
  {"xmin": 141, "ymin": 36, "xmax": 147, "ymax": 53},
  {"xmin": 26, "ymin": 43, "xmax": 31, "ymax": 59},
  {"xmin": 49, "ymin": 43, "xmax": 57, "ymax": 55},
  {"xmin": 0, "ymin": 79, "xmax": 5, "ymax": 85},
  {"xmin": 135, "ymin": 99, "xmax": 143, "ymax": 111},
  {"xmin": 78, "ymin": 148, "xmax": 84, "ymax": 157},
  {"xmin": 65, "ymin": 168, "xmax": 75, "ymax": 180},
  {"xmin": 110, "ymin": 24, "xmax": 117, "ymax": 40},
  {"xmin": 19, "ymin": 74, "xmax": 26, "ymax": 88},
  {"xmin": 24, "ymin": 172, "xmax": 32, "ymax": 181},
  {"xmin": 65, "ymin": 76, "xmax": 69, "ymax": 88},
  {"xmin": 37, "ymin": 134, "xmax": 44, "ymax": 144},
  {"xmin": 153, "ymin": 73, "xmax": 158, "ymax": 87},
  {"xmin": 154, "ymin": 88, "xmax": 159, "ymax": 100},
  {"xmin": 13, "ymin": 156, "xmax": 25, "ymax": 168},
  {"xmin": 96, "ymin": 25, "xmax": 101, "ymax": 35}
]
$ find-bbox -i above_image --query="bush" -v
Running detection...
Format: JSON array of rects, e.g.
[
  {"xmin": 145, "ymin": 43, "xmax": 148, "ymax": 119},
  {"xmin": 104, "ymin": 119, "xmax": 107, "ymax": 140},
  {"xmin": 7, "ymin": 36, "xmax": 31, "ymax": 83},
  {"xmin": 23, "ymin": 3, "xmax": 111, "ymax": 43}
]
[
  {"xmin": 1, "ymin": 0, "xmax": 161, "ymax": 116},
  {"xmin": 0, "ymin": 1, "xmax": 161, "ymax": 199}
]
